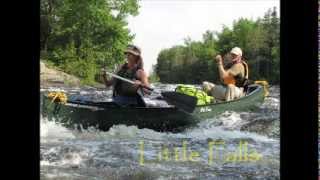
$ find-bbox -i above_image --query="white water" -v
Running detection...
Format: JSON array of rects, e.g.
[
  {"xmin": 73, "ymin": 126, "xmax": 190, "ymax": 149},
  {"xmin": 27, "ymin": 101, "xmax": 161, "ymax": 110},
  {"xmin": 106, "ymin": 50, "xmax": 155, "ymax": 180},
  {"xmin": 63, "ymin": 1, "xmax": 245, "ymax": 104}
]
[{"xmin": 40, "ymin": 85, "xmax": 280, "ymax": 180}]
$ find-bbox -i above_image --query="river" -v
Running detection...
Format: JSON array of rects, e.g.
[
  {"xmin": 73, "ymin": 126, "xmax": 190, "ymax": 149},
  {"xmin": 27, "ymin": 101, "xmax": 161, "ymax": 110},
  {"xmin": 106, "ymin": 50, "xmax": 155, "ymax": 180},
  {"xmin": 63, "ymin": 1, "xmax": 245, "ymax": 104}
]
[{"xmin": 40, "ymin": 84, "xmax": 280, "ymax": 180}]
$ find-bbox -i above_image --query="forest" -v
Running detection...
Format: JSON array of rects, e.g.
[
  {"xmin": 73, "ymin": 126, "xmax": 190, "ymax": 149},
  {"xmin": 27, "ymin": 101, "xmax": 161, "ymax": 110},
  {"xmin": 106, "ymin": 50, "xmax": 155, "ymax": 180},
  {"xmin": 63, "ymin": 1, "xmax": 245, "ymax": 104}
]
[
  {"xmin": 155, "ymin": 7, "xmax": 279, "ymax": 84},
  {"xmin": 40, "ymin": 0, "xmax": 279, "ymax": 85}
]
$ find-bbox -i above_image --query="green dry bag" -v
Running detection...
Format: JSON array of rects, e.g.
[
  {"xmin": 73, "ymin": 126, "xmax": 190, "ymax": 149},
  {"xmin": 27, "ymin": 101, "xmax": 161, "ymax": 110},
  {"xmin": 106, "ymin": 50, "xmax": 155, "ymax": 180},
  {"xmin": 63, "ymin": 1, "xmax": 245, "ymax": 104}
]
[{"xmin": 175, "ymin": 84, "xmax": 214, "ymax": 105}]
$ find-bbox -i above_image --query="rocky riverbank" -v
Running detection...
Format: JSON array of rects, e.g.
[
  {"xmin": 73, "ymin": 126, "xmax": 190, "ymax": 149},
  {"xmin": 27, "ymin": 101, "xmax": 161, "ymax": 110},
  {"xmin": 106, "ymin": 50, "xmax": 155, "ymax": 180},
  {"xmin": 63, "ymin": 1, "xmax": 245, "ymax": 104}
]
[
  {"xmin": 40, "ymin": 61, "xmax": 105, "ymax": 89},
  {"xmin": 40, "ymin": 61, "xmax": 106, "ymax": 89},
  {"xmin": 40, "ymin": 61, "xmax": 82, "ymax": 88}
]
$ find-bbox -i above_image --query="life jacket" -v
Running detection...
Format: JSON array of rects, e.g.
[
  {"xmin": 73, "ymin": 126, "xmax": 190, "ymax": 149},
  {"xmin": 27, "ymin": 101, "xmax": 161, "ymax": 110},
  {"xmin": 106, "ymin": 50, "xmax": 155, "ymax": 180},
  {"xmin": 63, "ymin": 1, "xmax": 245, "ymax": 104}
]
[
  {"xmin": 113, "ymin": 63, "xmax": 141, "ymax": 97},
  {"xmin": 222, "ymin": 60, "xmax": 249, "ymax": 88},
  {"xmin": 175, "ymin": 84, "xmax": 214, "ymax": 105}
]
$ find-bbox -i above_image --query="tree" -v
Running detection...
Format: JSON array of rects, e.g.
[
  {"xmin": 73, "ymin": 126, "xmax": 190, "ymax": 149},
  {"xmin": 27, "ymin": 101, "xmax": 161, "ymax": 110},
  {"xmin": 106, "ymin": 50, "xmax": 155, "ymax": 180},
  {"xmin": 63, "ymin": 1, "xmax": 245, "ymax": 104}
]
[
  {"xmin": 155, "ymin": 7, "xmax": 280, "ymax": 84},
  {"xmin": 40, "ymin": 0, "xmax": 140, "ymax": 84}
]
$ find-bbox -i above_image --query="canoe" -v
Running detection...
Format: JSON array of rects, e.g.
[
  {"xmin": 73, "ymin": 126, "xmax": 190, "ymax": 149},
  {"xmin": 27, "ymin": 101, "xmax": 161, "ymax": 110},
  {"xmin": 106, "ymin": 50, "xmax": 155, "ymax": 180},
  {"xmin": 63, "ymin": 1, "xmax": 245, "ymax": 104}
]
[{"xmin": 41, "ymin": 84, "xmax": 266, "ymax": 132}]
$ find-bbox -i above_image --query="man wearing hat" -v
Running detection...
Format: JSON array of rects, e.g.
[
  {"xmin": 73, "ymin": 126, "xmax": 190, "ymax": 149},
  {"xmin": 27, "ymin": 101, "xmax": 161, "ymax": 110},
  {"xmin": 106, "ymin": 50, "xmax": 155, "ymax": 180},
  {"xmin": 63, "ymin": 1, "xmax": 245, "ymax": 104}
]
[
  {"xmin": 102, "ymin": 45, "xmax": 151, "ymax": 106},
  {"xmin": 202, "ymin": 47, "xmax": 249, "ymax": 101}
]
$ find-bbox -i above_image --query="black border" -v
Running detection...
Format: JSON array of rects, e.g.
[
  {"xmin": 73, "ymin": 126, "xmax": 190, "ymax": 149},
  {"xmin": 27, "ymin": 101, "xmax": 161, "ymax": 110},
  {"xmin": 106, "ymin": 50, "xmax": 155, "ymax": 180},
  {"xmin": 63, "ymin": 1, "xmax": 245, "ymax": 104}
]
[
  {"xmin": 6, "ymin": 0, "xmax": 40, "ymax": 177},
  {"xmin": 15, "ymin": 0, "xmax": 40, "ymax": 178},
  {"xmin": 5, "ymin": 0, "xmax": 39, "ymax": 177},
  {"xmin": 32, "ymin": 0, "xmax": 40, "ymax": 176},
  {"xmin": 280, "ymin": 0, "xmax": 318, "ymax": 179}
]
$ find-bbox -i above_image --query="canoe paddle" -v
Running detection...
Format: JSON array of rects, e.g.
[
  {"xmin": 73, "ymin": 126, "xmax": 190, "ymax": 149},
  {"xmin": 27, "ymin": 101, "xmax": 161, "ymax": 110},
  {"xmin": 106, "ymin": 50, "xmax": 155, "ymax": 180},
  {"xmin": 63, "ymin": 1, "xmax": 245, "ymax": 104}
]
[{"xmin": 104, "ymin": 71, "xmax": 197, "ymax": 113}]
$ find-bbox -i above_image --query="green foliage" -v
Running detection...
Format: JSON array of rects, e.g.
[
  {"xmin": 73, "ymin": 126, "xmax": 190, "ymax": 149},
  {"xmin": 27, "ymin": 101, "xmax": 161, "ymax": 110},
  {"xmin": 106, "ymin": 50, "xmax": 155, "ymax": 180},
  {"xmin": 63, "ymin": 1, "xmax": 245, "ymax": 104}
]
[
  {"xmin": 156, "ymin": 7, "xmax": 280, "ymax": 85},
  {"xmin": 40, "ymin": 0, "xmax": 140, "ymax": 85},
  {"xmin": 149, "ymin": 72, "xmax": 160, "ymax": 83}
]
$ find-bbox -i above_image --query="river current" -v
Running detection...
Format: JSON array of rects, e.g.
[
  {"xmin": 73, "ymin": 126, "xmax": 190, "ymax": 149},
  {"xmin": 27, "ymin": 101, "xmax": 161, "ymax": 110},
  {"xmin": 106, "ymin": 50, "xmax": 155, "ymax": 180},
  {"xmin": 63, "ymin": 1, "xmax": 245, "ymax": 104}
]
[{"xmin": 40, "ymin": 84, "xmax": 280, "ymax": 180}]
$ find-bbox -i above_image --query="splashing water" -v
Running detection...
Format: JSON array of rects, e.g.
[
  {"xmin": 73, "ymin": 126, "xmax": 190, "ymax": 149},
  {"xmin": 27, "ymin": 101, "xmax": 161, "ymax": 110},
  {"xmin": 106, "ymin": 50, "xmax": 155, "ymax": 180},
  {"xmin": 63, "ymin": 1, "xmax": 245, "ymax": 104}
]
[
  {"xmin": 40, "ymin": 85, "xmax": 280, "ymax": 180},
  {"xmin": 41, "ymin": 117, "xmax": 75, "ymax": 143}
]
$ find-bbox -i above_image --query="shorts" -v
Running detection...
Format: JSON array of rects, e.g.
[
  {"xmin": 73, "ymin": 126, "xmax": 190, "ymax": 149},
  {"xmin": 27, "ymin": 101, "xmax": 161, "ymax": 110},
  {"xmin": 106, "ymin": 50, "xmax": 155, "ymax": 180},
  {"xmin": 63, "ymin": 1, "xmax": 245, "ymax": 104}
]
[{"xmin": 202, "ymin": 81, "xmax": 244, "ymax": 101}]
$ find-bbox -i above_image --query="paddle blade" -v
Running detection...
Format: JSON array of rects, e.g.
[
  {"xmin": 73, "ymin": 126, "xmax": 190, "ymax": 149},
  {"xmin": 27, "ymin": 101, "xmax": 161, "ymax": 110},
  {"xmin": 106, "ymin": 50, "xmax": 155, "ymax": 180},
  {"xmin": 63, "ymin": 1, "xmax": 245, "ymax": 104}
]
[{"xmin": 161, "ymin": 92, "xmax": 197, "ymax": 113}]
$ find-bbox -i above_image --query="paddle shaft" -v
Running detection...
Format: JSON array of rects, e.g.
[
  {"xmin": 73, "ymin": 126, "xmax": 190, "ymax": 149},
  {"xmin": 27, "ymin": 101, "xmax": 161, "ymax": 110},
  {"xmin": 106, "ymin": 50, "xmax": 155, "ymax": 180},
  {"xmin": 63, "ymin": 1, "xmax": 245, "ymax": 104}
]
[
  {"xmin": 105, "ymin": 71, "xmax": 154, "ymax": 91},
  {"xmin": 104, "ymin": 71, "xmax": 197, "ymax": 113}
]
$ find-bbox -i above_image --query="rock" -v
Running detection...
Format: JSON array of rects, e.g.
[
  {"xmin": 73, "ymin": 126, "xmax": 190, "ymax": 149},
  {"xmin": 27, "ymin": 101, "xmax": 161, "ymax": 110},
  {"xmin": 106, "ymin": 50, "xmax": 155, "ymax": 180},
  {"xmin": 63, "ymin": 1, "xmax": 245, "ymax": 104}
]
[
  {"xmin": 40, "ymin": 61, "xmax": 46, "ymax": 74},
  {"xmin": 40, "ymin": 61, "xmax": 81, "ymax": 88}
]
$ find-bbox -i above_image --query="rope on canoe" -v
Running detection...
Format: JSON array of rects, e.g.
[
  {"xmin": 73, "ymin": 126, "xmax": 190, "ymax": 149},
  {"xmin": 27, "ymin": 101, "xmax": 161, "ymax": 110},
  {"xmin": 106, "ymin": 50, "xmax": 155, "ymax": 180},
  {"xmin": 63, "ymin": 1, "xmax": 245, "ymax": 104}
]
[
  {"xmin": 47, "ymin": 91, "xmax": 68, "ymax": 104},
  {"xmin": 254, "ymin": 80, "xmax": 269, "ymax": 97}
]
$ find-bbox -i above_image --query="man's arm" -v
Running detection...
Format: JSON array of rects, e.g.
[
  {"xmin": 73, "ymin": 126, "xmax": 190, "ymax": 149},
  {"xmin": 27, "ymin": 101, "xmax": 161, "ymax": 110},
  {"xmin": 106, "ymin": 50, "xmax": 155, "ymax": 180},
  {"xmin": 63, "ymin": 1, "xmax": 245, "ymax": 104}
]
[
  {"xmin": 215, "ymin": 55, "xmax": 229, "ymax": 80},
  {"xmin": 227, "ymin": 64, "xmax": 243, "ymax": 77},
  {"xmin": 217, "ymin": 63, "xmax": 229, "ymax": 79}
]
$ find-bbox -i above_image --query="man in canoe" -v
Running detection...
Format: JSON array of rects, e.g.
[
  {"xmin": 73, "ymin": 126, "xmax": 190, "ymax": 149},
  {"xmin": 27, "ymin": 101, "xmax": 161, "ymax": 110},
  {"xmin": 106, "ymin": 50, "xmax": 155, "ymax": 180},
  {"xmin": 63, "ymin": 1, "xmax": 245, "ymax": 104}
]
[
  {"xmin": 202, "ymin": 47, "xmax": 249, "ymax": 101},
  {"xmin": 101, "ymin": 45, "xmax": 151, "ymax": 107}
]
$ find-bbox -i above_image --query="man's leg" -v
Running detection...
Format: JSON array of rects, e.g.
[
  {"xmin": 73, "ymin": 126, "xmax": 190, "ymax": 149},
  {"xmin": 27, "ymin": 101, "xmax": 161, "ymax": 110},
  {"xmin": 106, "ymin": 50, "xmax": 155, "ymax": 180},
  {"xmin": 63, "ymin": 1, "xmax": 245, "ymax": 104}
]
[
  {"xmin": 211, "ymin": 85, "xmax": 227, "ymax": 101},
  {"xmin": 226, "ymin": 84, "xmax": 237, "ymax": 101},
  {"xmin": 202, "ymin": 81, "xmax": 215, "ymax": 96}
]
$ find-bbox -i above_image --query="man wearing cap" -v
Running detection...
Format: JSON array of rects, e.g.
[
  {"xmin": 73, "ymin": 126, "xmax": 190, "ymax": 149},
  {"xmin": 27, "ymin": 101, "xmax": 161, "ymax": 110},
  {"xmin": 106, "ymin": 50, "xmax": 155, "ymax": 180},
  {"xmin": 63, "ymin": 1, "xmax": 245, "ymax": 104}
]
[
  {"xmin": 202, "ymin": 47, "xmax": 249, "ymax": 101},
  {"xmin": 102, "ymin": 45, "xmax": 151, "ymax": 106}
]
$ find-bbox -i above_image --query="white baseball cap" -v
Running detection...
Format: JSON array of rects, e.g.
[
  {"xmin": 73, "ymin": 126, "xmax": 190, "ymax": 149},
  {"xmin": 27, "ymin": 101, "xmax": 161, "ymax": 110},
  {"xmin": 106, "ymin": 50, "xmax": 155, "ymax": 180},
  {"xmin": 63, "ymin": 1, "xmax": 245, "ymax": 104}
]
[{"xmin": 230, "ymin": 47, "xmax": 242, "ymax": 56}]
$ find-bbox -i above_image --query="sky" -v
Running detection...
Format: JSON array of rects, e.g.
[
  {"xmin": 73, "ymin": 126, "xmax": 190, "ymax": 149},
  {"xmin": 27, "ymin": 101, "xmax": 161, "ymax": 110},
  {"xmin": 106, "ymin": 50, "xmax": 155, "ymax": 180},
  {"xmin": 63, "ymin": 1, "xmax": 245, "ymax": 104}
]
[{"xmin": 127, "ymin": 0, "xmax": 280, "ymax": 74}]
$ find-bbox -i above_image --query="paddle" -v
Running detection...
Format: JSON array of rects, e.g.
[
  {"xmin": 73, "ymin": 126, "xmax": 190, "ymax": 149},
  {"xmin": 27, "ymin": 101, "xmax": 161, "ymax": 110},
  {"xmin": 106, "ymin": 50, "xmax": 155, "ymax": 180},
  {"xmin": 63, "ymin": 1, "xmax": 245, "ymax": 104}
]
[{"xmin": 104, "ymin": 71, "xmax": 197, "ymax": 113}]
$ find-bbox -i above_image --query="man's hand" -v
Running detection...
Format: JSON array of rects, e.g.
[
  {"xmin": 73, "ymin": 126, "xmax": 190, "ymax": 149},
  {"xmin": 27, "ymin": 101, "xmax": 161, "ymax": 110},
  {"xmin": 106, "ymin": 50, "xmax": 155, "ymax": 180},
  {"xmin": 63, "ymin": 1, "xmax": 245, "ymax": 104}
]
[{"xmin": 215, "ymin": 55, "xmax": 223, "ymax": 64}]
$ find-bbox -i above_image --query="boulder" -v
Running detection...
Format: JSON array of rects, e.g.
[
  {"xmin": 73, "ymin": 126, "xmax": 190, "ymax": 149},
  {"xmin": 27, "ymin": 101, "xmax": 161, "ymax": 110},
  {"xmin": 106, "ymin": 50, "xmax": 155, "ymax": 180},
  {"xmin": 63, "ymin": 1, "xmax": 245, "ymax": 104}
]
[{"xmin": 40, "ymin": 61, "xmax": 81, "ymax": 88}]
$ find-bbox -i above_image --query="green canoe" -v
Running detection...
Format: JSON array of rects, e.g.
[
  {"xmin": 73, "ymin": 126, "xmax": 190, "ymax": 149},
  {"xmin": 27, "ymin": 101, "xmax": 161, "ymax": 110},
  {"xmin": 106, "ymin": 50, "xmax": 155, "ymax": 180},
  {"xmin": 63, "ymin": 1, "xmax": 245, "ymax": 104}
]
[{"xmin": 41, "ymin": 84, "xmax": 266, "ymax": 132}]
